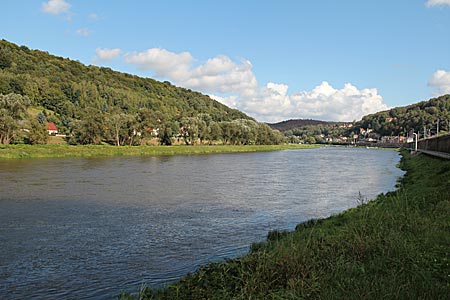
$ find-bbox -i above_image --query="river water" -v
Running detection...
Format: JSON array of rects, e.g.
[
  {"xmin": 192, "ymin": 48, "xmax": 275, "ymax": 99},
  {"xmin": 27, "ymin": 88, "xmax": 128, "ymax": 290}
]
[{"xmin": 0, "ymin": 147, "xmax": 404, "ymax": 299}]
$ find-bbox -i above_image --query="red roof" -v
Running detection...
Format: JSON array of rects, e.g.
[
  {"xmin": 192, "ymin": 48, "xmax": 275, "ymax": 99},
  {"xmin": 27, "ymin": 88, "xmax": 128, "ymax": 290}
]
[{"xmin": 47, "ymin": 122, "xmax": 57, "ymax": 131}]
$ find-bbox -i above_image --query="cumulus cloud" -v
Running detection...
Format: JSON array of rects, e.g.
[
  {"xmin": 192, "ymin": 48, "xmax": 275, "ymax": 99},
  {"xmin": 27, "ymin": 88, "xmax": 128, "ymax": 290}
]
[
  {"xmin": 76, "ymin": 28, "xmax": 90, "ymax": 37},
  {"xmin": 124, "ymin": 48, "xmax": 389, "ymax": 122},
  {"xmin": 185, "ymin": 56, "xmax": 258, "ymax": 98},
  {"xmin": 42, "ymin": 0, "xmax": 71, "ymax": 15},
  {"xmin": 95, "ymin": 48, "xmax": 122, "ymax": 62},
  {"xmin": 125, "ymin": 49, "xmax": 258, "ymax": 98},
  {"xmin": 125, "ymin": 48, "xmax": 193, "ymax": 81},
  {"xmin": 429, "ymin": 70, "xmax": 450, "ymax": 94},
  {"xmin": 426, "ymin": 0, "xmax": 450, "ymax": 7},
  {"xmin": 267, "ymin": 82, "xmax": 289, "ymax": 96},
  {"xmin": 238, "ymin": 81, "xmax": 388, "ymax": 122}
]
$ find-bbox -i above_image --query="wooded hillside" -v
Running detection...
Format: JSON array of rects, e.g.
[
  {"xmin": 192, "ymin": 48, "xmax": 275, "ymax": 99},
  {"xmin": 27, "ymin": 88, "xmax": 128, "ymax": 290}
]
[
  {"xmin": 0, "ymin": 40, "xmax": 250, "ymax": 122},
  {"xmin": 357, "ymin": 94, "xmax": 450, "ymax": 136},
  {"xmin": 0, "ymin": 40, "xmax": 284, "ymax": 145},
  {"xmin": 268, "ymin": 119, "xmax": 338, "ymax": 132}
]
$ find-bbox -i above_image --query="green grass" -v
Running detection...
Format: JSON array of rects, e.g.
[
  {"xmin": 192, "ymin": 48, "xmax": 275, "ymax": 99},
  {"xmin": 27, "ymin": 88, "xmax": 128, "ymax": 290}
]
[
  {"xmin": 0, "ymin": 144, "xmax": 318, "ymax": 159},
  {"xmin": 120, "ymin": 151, "xmax": 450, "ymax": 300}
]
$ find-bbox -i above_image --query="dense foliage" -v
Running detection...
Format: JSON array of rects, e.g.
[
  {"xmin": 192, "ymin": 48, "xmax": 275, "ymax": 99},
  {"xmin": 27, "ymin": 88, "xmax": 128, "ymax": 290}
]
[
  {"xmin": 357, "ymin": 94, "xmax": 450, "ymax": 137},
  {"xmin": 0, "ymin": 40, "xmax": 284, "ymax": 145}
]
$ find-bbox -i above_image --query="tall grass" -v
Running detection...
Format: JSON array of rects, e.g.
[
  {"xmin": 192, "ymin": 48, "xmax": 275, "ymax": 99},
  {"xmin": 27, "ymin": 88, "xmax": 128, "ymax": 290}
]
[{"xmin": 120, "ymin": 151, "xmax": 450, "ymax": 299}]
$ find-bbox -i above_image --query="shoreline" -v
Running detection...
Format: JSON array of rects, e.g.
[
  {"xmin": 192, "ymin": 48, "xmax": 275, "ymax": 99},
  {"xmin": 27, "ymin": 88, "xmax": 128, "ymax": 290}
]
[{"xmin": 0, "ymin": 144, "xmax": 319, "ymax": 159}]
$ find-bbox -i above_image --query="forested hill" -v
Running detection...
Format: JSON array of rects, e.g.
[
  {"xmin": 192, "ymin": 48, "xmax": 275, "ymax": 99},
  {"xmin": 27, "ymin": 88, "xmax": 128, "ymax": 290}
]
[
  {"xmin": 0, "ymin": 39, "xmax": 249, "ymax": 122},
  {"xmin": 357, "ymin": 94, "xmax": 450, "ymax": 136},
  {"xmin": 268, "ymin": 119, "xmax": 339, "ymax": 132},
  {"xmin": 1, "ymin": 40, "xmax": 288, "ymax": 146}
]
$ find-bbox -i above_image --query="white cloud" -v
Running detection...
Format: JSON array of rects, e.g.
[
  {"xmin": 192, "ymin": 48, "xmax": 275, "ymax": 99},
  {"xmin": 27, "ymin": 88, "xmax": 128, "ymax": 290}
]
[
  {"xmin": 239, "ymin": 81, "xmax": 389, "ymax": 122},
  {"xmin": 76, "ymin": 28, "xmax": 90, "ymax": 37},
  {"xmin": 42, "ymin": 0, "xmax": 71, "ymax": 15},
  {"xmin": 429, "ymin": 70, "xmax": 450, "ymax": 94},
  {"xmin": 125, "ymin": 48, "xmax": 193, "ymax": 81},
  {"xmin": 267, "ymin": 82, "xmax": 289, "ymax": 96},
  {"xmin": 95, "ymin": 48, "xmax": 122, "ymax": 61},
  {"xmin": 185, "ymin": 56, "xmax": 258, "ymax": 98},
  {"xmin": 124, "ymin": 48, "xmax": 389, "ymax": 122},
  {"xmin": 426, "ymin": 0, "xmax": 450, "ymax": 7},
  {"xmin": 125, "ymin": 49, "xmax": 258, "ymax": 98}
]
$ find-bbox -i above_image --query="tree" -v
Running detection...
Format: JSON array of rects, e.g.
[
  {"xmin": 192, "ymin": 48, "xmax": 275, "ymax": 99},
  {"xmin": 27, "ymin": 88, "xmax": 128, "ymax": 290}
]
[
  {"xmin": 156, "ymin": 118, "xmax": 178, "ymax": 146},
  {"xmin": 0, "ymin": 93, "xmax": 30, "ymax": 144},
  {"xmin": 136, "ymin": 108, "xmax": 157, "ymax": 144},
  {"xmin": 180, "ymin": 117, "xmax": 200, "ymax": 145},
  {"xmin": 68, "ymin": 108, "xmax": 105, "ymax": 145},
  {"xmin": 0, "ymin": 49, "xmax": 12, "ymax": 69},
  {"xmin": 158, "ymin": 125, "xmax": 174, "ymax": 146},
  {"xmin": 0, "ymin": 114, "xmax": 16, "ymax": 144},
  {"xmin": 197, "ymin": 118, "xmax": 209, "ymax": 144},
  {"xmin": 306, "ymin": 136, "xmax": 316, "ymax": 144},
  {"xmin": 209, "ymin": 122, "xmax": 222, "ymax": 144},
  {"xmin": 107, "ymin": 112, "xmax": 138, "ymax": 146},
  {"xmin": 36, "ymin": 111, "xmax": 47, "ymax": 125},
  {"xmin": 27, "ymin": 119, "xmax": 48, "ymax": 145}
]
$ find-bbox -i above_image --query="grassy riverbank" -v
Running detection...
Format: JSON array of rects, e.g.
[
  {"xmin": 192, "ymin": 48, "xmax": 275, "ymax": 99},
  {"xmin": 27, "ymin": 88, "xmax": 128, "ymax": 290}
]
[
  {"xmin": 121, "ymin": 151, "xmax": 450, "ymax": 300},
  {"xmin": 0, "ymin": 144, "xmax": 318, "ymax": 159}
]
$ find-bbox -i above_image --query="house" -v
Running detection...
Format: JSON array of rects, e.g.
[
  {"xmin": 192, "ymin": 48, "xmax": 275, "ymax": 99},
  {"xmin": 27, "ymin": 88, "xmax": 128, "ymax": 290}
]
[{"xmin": 47, "ymin": 122, "xmax": 58, "ymax": 135}]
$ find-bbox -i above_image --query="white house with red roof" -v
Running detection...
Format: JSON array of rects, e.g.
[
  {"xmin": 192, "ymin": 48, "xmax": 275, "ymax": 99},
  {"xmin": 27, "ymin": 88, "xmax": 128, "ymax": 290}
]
[{"xmin": 46, "ymin": 122, "xmax": 58, "ymax": 135}]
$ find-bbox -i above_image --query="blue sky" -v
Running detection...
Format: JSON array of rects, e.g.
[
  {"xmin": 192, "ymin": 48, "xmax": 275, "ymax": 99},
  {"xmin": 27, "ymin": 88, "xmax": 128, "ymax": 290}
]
[{"xmin": 2, "ymin": 0, "xmax": 450, "ymax": 122}]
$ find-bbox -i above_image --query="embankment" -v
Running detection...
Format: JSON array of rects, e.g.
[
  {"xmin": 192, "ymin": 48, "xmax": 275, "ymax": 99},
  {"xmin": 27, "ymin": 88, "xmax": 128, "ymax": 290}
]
[{"xmin": 121, "ymin": 150, "xmax": 450, "ymax": 300}]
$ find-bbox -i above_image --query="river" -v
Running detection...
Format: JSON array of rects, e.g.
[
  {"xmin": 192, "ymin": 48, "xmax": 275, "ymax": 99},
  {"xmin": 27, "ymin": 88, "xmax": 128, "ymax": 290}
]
[{"xmin": 0, "ymin": 147, "xmax": 404, "ymax": 299}]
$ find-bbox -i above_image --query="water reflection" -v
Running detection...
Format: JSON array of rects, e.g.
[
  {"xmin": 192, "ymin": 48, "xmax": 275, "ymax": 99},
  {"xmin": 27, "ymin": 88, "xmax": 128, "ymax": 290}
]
[{"xmin": 0, "ymin": 147, "xmax": 404, "ymax": 299}]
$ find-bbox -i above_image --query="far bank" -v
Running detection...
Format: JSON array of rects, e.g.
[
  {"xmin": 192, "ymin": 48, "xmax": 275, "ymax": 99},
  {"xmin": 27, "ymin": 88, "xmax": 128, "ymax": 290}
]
[{"xmin": 0, "ymin": 144, "xmax": 319, "ymax": 159}]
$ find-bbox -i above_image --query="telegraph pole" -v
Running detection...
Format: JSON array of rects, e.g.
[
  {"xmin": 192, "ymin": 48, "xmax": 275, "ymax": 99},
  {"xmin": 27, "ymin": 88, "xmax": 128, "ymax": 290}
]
[{"xmin": 413, "ymin": 133, "xmax": 418, "ymax": 152}]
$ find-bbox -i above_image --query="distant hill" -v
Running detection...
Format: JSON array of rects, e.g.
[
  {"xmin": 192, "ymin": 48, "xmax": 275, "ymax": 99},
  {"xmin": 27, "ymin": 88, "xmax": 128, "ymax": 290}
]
[{"xmin": 268, "ymin": 119, "xmax": 339, "ymax": 132}]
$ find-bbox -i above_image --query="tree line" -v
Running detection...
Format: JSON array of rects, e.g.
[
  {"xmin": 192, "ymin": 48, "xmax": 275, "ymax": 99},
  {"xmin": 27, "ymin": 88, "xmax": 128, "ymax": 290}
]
[{"xmin": 0, "ymin": 93, "xmax": 284, "ymax": 146}]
